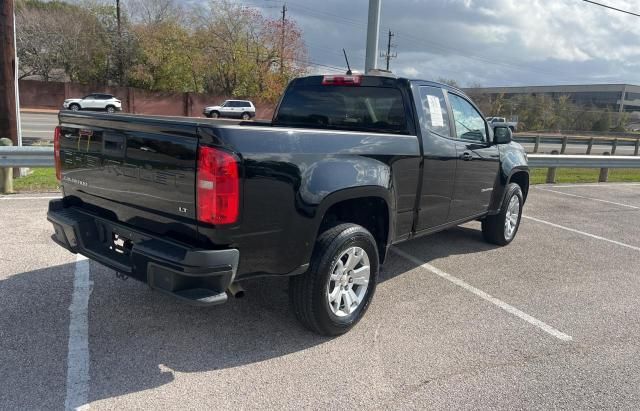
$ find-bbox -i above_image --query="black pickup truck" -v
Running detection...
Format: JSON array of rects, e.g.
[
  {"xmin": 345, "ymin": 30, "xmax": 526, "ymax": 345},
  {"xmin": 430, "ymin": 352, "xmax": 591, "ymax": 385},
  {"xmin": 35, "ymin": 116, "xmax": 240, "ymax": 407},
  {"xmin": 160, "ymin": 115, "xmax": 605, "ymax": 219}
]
[{"xmin": 48, "ymin": 74, "xmax": 529, "ymax": 335}]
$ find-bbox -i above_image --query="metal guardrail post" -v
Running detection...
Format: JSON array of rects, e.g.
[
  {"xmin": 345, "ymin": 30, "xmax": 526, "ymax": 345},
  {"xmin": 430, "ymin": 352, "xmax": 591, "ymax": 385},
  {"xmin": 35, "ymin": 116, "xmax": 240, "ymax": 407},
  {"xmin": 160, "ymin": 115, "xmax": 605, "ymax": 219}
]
[
  {"xmin": 560, "ymin": 136, "xmax": 568, "ymax": 154},
  {"xmin": 611, "ymin": 139, "xmax": 618, "ymax": 155},
  {"xmin": 599, "ymin": 152, "xmax": 610, "ymax": 183},
  {"xmin": 0, "ymin": 138, "xmax": 14, "ymax": 194},
  {"xmin": 546, "ymin": 150, "xmax": 559, "ymax": 183},
  {"xmin": 587, "ymin": 138, "xmax": 594, "ymax": 155},
  {"xmin": 635, "ymin": 139, "xmax": 639, "ymax": 156},
  {"xmin": 534, "ymin": 135, "xmax": 540, "ymax": 153}
]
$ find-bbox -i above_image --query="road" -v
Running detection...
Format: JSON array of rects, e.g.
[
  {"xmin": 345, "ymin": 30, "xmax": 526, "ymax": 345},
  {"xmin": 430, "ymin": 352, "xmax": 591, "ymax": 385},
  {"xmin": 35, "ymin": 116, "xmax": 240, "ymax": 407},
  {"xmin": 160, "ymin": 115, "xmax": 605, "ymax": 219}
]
[
  {"xmin": 1, "ymin": 183, "xmax": 640, "ymax": 409},
  {"xmin": 19, "ymin": 111, "xmax": 58, "ymax": 145}
]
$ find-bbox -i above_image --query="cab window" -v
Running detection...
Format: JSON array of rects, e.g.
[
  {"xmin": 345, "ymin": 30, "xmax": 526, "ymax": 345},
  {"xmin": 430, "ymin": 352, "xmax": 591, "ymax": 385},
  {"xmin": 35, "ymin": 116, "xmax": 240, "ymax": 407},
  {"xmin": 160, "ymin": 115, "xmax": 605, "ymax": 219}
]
[{"xmin": 448, "ymin": 93, "xmax": 487, "ymax": 142}]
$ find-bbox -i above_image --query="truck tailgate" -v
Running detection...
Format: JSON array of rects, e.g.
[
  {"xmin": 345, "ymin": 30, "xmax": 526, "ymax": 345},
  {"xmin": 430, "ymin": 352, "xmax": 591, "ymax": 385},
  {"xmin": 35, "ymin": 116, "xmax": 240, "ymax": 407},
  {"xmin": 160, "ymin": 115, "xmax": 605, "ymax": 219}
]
[{"xmin": 58, "ymin": 112, "xmax": 199, "ymax": 244}]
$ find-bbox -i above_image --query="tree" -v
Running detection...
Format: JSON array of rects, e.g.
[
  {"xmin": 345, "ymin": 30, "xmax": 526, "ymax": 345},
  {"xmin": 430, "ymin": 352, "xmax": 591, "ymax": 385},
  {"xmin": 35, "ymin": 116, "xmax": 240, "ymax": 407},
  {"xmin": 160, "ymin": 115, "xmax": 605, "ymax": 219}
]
[
  {"xmin": 14, "ymin": 0, "xmax": 309, "ymax": 101},
  {"xmin": 194, "ymin": 0, "xmax": 307, "ymax": 101},
  {"xmin": 129, "ymin": 21, "xmax": 195, "ymax": 91}
]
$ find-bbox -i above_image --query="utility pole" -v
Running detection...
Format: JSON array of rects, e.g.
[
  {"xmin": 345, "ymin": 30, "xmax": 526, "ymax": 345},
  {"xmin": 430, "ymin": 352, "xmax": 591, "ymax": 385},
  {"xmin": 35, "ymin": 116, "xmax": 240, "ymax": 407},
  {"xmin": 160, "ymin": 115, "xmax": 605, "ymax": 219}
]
[
  {"xmin": 280, "ymin": 4, "xmax": 286, "ymax": 75},
  {"xmin": 364, "ymin": 0, "xmax": 381, "ymax": 73},
  {"xmin": 380, "ymin": 29, "xmax": 397, "ymax": 71},
  {"xmin": 116, "ymin": 0, "xmax": 124, "ymax": 85},
  {"xmin": 0, "ymin": 0, "xmax": 18, "ymax": 146}
]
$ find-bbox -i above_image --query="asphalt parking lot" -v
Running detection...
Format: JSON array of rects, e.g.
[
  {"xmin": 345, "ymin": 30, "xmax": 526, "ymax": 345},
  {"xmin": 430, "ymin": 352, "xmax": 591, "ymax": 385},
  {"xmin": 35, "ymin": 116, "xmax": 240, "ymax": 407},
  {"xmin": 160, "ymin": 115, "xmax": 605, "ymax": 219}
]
[{"xmin": 2, "ymin": 183, "xmax": 640, "ymax": 409}]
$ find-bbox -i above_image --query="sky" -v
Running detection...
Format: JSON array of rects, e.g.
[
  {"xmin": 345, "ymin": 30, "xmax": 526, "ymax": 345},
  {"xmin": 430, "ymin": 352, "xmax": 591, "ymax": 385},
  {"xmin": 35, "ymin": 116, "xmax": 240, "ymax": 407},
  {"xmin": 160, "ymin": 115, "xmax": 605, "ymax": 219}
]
[{"xmin": 243, "ymin": 0, "xmax": 640, "ymax": 87}]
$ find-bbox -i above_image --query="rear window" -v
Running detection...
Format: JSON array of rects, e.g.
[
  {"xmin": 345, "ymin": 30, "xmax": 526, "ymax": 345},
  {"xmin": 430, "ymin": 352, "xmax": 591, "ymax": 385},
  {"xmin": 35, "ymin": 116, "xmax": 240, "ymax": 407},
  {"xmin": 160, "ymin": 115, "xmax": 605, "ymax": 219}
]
[{"xmin": 274, "ymin": 86, "xmax": 409, "ymax": 134}]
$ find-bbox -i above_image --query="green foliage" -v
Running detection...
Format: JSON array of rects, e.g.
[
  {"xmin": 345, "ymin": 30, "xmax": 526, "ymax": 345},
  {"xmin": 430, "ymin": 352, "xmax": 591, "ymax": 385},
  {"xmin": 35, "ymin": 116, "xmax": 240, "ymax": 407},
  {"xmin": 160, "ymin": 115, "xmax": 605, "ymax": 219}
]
[
  {"xmin": 16, "ymin": 0, "xmax": 309, "ymax": 102},
  {"xmin": 13, "ymin": 168, "xmax": 59, "ymax": 192},
  {"xmin": 469, "ymin": 87, "xmax": 630, "ymax": 133},
  {"xmin": 530, "ymin": 168, "xmax": 640, "ymax": 185}
]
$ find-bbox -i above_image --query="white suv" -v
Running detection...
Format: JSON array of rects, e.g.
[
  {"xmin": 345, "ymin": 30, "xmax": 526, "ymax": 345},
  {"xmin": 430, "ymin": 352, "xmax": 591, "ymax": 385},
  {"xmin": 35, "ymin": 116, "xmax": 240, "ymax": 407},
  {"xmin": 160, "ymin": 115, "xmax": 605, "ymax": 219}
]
[
  {"xmin": 203, "ymin": 100, "xmax": 256, "ymax": 120},
  {"xmin": 63, "ymin": 94, "xmax": 122, "ymax": 113}
]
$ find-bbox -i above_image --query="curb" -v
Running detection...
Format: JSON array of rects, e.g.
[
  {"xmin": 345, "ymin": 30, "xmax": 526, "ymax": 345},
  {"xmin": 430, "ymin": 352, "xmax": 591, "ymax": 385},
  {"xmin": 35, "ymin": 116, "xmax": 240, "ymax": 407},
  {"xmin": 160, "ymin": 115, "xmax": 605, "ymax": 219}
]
[{"xmin": 20, "ymin": 108, "xmax": 59, "ymax": 114}]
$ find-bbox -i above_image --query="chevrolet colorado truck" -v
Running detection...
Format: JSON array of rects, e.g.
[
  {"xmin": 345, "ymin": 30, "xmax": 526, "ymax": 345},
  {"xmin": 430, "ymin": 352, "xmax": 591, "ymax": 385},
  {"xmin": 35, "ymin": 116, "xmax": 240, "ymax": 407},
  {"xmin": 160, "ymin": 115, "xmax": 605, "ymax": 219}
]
[{"xmin": 48, "ymin": 74, "xmax": 529, "ymax": 336}]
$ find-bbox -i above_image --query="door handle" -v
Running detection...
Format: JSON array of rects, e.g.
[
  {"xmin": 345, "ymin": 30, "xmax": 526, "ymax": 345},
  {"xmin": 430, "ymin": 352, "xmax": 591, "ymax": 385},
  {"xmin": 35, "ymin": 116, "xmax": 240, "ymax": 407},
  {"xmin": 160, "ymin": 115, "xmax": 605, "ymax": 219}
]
[{"xmin": 461, "ymin": 152, "xmax": 473, "ymax": 161}]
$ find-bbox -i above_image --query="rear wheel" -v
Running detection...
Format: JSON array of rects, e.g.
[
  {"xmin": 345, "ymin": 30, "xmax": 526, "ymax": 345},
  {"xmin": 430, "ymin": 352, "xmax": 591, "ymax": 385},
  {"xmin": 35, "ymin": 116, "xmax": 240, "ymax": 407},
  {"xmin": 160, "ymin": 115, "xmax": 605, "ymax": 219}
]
[
  {"xmin": 241, "ymin": 112, "xmax": 251, "ymax": 120},
  {"xmin": 289, "ymin": 223, "xmax": 378, "ymax": 336},
  {"xmin": 69, "ymin": 104, "xmax": 80, "ymax": 111},
  {"xmin": 482, "ymin": 183, "xmax": 523, "ymax": 245}
]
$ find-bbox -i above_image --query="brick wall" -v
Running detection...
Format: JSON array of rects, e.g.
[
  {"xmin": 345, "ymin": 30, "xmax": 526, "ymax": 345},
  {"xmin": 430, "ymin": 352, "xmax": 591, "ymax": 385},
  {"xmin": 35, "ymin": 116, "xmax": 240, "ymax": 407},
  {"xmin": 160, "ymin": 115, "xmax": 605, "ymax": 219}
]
[{"xmin": 19, "ymin": 80, "xmax": 276, "ymax": 120}]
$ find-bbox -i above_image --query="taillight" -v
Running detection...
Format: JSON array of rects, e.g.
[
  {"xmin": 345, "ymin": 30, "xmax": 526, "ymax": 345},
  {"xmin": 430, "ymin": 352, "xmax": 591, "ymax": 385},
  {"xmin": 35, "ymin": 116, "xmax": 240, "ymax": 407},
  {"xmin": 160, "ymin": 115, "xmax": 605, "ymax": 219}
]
[
  {"xmin": 321, "ymin": 75, "xmax": 362, "ymax": 86},
  {"xmin": 197, "ymin": 146, "xmax": 239, "ymax": 225},
  {"xmin": 54, "ymin": 126, "xmax": 61, "ymax": 181}
]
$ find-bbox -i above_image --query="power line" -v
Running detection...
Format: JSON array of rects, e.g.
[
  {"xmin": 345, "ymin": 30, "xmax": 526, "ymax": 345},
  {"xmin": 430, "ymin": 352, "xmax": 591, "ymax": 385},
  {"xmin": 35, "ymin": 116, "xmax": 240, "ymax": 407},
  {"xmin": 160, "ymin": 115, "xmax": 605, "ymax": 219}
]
[{"xmin": 579, "ymin": 0, "xmax": 640, "ymax": 17}]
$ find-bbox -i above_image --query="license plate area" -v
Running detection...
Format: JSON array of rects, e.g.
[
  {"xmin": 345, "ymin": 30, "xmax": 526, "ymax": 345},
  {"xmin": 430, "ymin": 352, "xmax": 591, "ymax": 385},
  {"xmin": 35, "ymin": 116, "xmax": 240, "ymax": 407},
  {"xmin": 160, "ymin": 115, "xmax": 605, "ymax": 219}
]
[{"xmin": 111, "ymin": 232, "xmax": 133, "ymax": 255}]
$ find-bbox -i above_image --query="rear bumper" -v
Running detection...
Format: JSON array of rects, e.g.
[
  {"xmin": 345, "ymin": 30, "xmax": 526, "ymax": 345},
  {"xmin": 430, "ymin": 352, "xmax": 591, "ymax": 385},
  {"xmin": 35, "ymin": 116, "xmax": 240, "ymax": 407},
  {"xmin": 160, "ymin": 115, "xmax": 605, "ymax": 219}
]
[{"xmin": 47, "ymin": 199, "xmax": 239, "ymax": 306}]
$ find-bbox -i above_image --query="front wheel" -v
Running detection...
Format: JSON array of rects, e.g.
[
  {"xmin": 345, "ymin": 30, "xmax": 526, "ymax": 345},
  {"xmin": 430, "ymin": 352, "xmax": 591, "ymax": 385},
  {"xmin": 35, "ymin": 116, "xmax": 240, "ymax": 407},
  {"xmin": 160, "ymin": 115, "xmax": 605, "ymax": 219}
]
[
  {"xmin": 289, "ymin": 223, "xmax": 379, "ymax": 336},
  {"xmin": 106, "ymin": 106, "xmax": 116, "ymax": 113},
  {"xmin": 69, "ymin": 104, "xmax": 80, "ymax": 111},
  {"xmin": 210, "ymin": 111, "xmax": 219, "ymax": 119},
  {"xmin": 482, "ymin": 183, "xmax": 523, "ymax": 246}
]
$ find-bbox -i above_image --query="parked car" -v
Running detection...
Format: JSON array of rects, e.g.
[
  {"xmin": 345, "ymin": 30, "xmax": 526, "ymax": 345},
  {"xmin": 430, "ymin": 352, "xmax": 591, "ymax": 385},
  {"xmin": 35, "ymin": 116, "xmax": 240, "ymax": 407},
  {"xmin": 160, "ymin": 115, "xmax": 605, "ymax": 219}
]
[
  {"xmin": 203, "ymin": 100, "xmax": 255, "ymax": 120},
  {"xmin": 62, "ymin": 94, "xmax": 122, "ymax": 113},
  {"xmin": 486, "ymin": 116, "xmax": 518, "ymax": 132},
  {"xmin": 48, "ymin": 74, "xmax": 529, "ymax": 336}
]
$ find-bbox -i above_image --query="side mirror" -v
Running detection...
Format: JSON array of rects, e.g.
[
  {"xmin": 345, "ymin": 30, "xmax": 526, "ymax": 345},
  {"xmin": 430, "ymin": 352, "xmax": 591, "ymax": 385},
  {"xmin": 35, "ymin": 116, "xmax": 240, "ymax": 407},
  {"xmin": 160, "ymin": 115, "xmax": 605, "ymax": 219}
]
[{"xmin": 493, "ymin": 125, "xmax": 512, "ymax": 144}]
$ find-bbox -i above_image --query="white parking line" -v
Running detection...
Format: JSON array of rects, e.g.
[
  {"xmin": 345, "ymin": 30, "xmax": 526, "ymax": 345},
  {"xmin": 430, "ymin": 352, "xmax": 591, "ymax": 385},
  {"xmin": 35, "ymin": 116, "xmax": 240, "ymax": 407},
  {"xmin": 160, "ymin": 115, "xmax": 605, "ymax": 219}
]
[
  {"xmin": 535, "ymin": 187, "xmax": 639, "ymax": 209},
  {"xmin": 0, "ymin": 196, "xmax": 60, "ymax": 200},
  {"xmin": 523, "ymin": 215, "xmax": 640, "ymax": 252},
  {"xmin": 391, "ymin": 247, "xmax": 573, "ymax": 342},
  {"xmin": 64, "ymin": 255, "xmax": 92, "ymax": 411},
  {"xmin": 549, "ymin": 183, "xmax": 640, "ymax": 188}
]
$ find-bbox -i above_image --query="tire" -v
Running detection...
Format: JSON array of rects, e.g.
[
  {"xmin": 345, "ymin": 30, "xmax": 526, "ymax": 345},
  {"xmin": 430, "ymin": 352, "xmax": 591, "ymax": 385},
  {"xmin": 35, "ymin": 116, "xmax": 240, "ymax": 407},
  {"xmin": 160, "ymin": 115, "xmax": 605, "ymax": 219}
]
[
  {"xmin": 106, "ymin": 105, "xmax": 116, "ymax": 113},
  {"xmin": 211, "ymin": 111, "xmax": 219, "ymax": 119},
  {"xmin": 204, "ymin": 112, "xmax": 213, "ymax": 118},
  {"xmin": 289, "ymin": 223, "xmax": 379, "ymax": 336},
  {"xmin": 482, "ymin": 183, "xmax": 523, "ymax": 246},
  {"xmin": 241, "ymin": 112, "xmax": 251, "ymax": 120},
  {"xmin": 69, "ymin": 104, "xmax": 80, "ymax": 111}
]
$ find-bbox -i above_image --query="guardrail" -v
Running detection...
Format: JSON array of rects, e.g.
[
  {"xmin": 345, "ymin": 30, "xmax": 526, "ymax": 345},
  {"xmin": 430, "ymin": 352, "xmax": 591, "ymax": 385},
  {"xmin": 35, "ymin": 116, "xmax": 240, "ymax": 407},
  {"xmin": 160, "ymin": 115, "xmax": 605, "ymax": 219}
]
[
  {"xmin": 514, "ymin": 134, "xmax": 640, "ymax": 156},
  {"xmin": 0, "ymin": 146, "xmax": 55, "ymax": 168},
  {"xmin": 0, "ymin": 148, "xmax": 639, "ymax": 192},
  {"xmin": 528, "ymin": 153, "xmax": 640, "ymax": 183}
]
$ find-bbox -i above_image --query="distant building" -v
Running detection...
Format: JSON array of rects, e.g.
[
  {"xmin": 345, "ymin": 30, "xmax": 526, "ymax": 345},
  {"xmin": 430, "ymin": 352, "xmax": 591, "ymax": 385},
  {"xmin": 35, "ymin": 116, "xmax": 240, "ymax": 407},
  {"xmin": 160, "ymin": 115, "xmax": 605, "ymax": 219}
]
[{"xmin": 463, "ymin": 84, "xmax": 640, "ymax": 114}]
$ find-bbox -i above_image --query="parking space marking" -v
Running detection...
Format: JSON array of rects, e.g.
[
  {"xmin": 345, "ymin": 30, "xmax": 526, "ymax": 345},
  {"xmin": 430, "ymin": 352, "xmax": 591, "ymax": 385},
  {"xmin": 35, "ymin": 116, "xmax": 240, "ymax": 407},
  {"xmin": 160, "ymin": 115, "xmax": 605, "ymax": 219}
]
[
  {"xmin": 548, "ymin": 183, "xmax": 640, "ymax": 188},
  {"xmin": 535, "ymin": 187, "xmax": 639, "ymax": 209},
  {"xmin": 523, "ymin": 215, "xmax": 640, "ymax": 252},
  {"xmin": 391, "ymin": 247, "xmax": 573, "ymax": 342},
  {"xmin": 0, "ymin": 196, "xmax": 61, "ymax": 200},
  {"xmin": 64, "ymin": 255, "xmax": 92, "ymax": 411}
]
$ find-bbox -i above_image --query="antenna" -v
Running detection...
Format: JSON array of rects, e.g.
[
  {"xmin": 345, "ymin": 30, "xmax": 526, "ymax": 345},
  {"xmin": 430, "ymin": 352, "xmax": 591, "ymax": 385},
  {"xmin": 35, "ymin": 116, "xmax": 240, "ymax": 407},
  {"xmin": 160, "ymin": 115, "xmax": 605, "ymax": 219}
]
[{"xmin": 343, "ymin": 49, "xmax": 352, "ymax": 75}]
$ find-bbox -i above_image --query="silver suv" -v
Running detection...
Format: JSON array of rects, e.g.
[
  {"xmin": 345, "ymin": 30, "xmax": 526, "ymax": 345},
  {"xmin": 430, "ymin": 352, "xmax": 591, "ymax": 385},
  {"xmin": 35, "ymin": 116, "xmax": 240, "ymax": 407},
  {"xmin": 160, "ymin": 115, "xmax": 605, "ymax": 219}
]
[{"xmin": 203, "ymin": 100, "xmax": 256, "ymax": 120}]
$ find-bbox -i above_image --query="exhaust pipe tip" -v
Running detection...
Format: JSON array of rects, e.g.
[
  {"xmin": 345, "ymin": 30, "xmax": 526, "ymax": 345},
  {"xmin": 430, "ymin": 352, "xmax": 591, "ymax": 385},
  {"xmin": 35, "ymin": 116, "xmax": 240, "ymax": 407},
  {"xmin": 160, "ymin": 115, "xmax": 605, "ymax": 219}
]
[{"xmin": 227, "ymin": 282, "xmax": 245, "ymax": 299}]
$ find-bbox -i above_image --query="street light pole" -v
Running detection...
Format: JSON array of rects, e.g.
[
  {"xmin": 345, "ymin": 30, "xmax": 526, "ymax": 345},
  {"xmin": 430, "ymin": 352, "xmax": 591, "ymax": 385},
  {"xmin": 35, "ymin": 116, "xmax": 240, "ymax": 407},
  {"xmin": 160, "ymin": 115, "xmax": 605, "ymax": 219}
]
[{"xmin": 364, "ymin": 0, "xmax": 381, "ymax": 73}]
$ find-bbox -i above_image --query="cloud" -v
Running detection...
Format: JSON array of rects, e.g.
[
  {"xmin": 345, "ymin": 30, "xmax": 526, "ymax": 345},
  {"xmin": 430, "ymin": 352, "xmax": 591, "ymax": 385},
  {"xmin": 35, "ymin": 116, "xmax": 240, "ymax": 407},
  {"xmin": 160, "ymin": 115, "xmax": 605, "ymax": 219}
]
[{"xmin": 250, "ymin": 0, "xmax": 640, "ymax": 87}]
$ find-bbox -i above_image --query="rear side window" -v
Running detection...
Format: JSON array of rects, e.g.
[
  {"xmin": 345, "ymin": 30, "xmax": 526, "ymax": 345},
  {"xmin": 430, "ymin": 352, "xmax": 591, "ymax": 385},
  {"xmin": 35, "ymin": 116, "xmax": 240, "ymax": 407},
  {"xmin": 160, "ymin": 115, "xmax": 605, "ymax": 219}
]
[
  {"xmin": 275, "ymin": 86, "xmax": 409, "ymax": 134},
  {"xmin": 419, "ymin": 86, "xmax": 451, "ymax": 137},
  {"xmin": 241, "ymin": 102, "xmax": 251, "ymax": 107}
]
